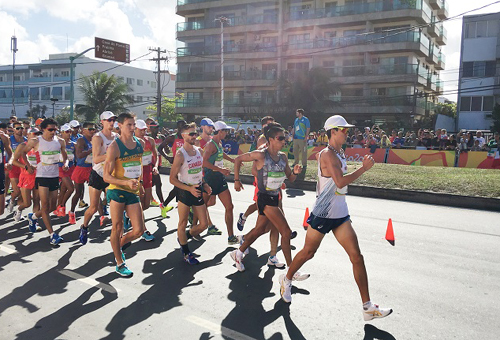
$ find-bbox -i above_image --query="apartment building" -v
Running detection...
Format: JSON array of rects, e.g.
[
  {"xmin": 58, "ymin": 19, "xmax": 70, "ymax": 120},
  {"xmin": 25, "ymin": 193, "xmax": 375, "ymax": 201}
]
[
  {"xmin": 457, "ymin": 12, "xmax": 500, "ymax": 131},
  {"xmin": 0, "ymin": 53, "xmax": 176, "ymax": 120},
  {"xmin": 175, "ymin": 0, "xmax": 448, "ymax": 126}
]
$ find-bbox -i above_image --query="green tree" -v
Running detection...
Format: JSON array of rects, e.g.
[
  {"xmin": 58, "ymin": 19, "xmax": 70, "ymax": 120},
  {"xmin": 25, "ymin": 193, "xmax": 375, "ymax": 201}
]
[
  {"xmin": 435, "ymin": 101, "xmax": 457, "ymax": 118},
  {"xmin": 26, "ymin": 104, "xmax": 47, "ymax": 120},
  {"xmin": 76, "ymin": 71, "xmax": 133, "ymax": 122},
  {"xmin": 488, "ymin": 103, "xmax": 500, "ymax": 133},
  {"xmin": 147, "ymin": 95, "xmax": 183, "ymax": 125}
]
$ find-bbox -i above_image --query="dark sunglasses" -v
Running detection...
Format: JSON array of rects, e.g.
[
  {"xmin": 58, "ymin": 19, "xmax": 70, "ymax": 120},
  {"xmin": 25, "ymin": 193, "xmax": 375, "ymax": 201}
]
[
  {"xmin": 276, "ymin": 136, "xmax": 286, "ymax": 141},
  {"xmin": 187, "ymin": 132, "xmax": 198, "ymax": 137},
  {"xmin": 7, "ymin": 130, "xmax": 14, "ymax": 133},
  {"xmin": 47, "ymin": 128, "xmax": 57, "ymax": 132},
  {"xmin": 107, "ymin": 118, "xmax": 116, "ymax": 122},
  {"xmin": 15, "ymin": 127, "xmax": 24, "ymax": 130},
  {"xmin": 86, "ymin": 128, "xmax": 96, "ymax": 131}
]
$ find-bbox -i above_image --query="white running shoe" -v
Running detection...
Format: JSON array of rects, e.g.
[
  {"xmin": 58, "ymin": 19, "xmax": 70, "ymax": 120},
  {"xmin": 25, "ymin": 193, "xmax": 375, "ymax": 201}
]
[
  {"xmin": 279, "ymin": 274, "xmax": 292, "ymax": 303},
  {"xmin": 7, "ymin": 199, "xmax": 14, "ymax": 213},
  {"xmin": 363, "ymin": 302, "xmax": 393, "ymax": 321},
  {"xmin": 267, "ymin": 255, "xmax": 285, "ymax": 269},
  {"xmin": 238, "ymin": 236, "xmax": 249, "ymax": 255},
  {"xmin": 292, "ymin": 271, "xmax": 310, "ymax": 281},
  {"xmin": 230, "ymin": 250, "xmax": 245, "ymax": 272},
  {"xmin": 13, "ymin": 210, "xmax": 22, "ymax": 222}
]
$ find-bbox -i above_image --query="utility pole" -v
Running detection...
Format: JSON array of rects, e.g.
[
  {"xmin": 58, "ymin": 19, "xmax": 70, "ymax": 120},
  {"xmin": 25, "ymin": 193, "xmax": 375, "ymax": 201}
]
[
  {"xmin": 11, "ymin": 35, "xmax": 18, "ymax": 116},
  {"xmin": 149, "ymin": 47, "xmax": 167, "ymax": 123},
  {"xmin": 215, "ymin": 17, "xmax": 229, "ymax": 121}
]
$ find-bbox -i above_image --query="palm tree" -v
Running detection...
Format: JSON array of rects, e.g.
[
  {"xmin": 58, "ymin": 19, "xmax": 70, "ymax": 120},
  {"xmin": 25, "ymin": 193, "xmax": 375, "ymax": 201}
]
[{"xmin": 76, "ymin": 71, "xmax": 133, "ymax": 121}]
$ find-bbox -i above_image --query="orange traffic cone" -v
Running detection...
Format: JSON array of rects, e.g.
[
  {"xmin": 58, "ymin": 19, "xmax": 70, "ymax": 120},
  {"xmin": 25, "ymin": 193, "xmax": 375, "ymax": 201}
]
[
  {"xmin": 385, "ymin": 218, "xmax": 395, "ymax": 246},
  {"xmin": 303, "ymin": 208, "xmax": 310, "ymax": 230}
]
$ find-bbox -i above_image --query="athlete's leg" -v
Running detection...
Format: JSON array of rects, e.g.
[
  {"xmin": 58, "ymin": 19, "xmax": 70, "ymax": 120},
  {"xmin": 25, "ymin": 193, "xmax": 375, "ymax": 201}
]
[
  {"xmin": 17, "ymin": 187, "xmax": 32, "ymax": 211},
  {"xmin": 189, "ymin": 204, "xmax": 209, "ymax": 237},
  {"xmin": 239, "ymin": 214, "xmax": 272, "ymax": 252},
  {"xmin": 141, "ymin": 187, "xmax": 152, "ymax": 211},
  {"xmin": 152, "ymin": 173, "xmax": 164, "ymax": 203},
  {"xmin": 217, "ymin": 189, "xmax": 234, "ymax": 237},
  {"xmin": 121, "ymin": 202, "xmax": 145, "ymax": 246},
  {"xmin": 286, "ymin": 227, "xmax": 325, "ymax": 280},
  {"xmin": 10, "ymin": 178, "xmax": 22, "ymax": 205},
  {"xmin": 35, "ymin": 186, "xmax": 55, "ymax": 234},
  {"xmin": 333, "ymin": 220, "xmax": 370, "ymax": 303},
  {"xmin": 262, "ymin": 205, "xmax": 292, "ymax": 266},
  {"xmin": 177, "ymin": 201, "xmax": 190, "ymax": 245},
  {"xmin": 32, "ymin": 189, "xmax": 40, "ymax": 215},
  {"xmin": 162, "ymin": 187, "xmax": 177, "ymax": 207},
  {"xmin": 109, "ymin": 199, "xmax": 126, "ymax": 265},
  {"xmin": 71, "ymin": 183, "xmax": 83, "ymax": 212},
  {"xmin": 269, "ymin": 225, "xmax": 279, "ymax": 256},
  {"xmin": 82, "ymin": 187, "xmax": 102, "ymax": 227},
  {"xmin": 244, "ymin": 203, "xmax": 257, "ymax": 218},
  {"xmin": 0, "ymin": 194, "xmax": 4, "ymax": 215},
  {"xmin": 59, "ymin": 177, "xmax": 74, "ymax": 208}
]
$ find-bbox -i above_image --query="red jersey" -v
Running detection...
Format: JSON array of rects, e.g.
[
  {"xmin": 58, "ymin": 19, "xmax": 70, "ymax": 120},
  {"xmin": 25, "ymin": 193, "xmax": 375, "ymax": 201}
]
[
  {"xmin": 196, "ymin": 135, "xmax": 212, "ymax": 149},
  {"xmin": 172, "ymin": 137, "xmax": 184, "ymax": 157}
]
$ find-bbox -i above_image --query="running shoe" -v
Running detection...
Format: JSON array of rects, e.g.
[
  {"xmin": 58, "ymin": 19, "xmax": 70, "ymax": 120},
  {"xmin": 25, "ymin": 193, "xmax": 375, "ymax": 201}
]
[
  {"xmin": 60, "ymin": 205, "xmax": 66, "ymax": 217},
  {"xmin": 150, "ymin": 199, "xmax": 160, "ymax": 207},
  {"xmin": 35, "ymin": 223, "xmax": 42, "ymax": 232},
  {"xmin": 239, "ymin": 235, "xmax": 249, "ymax": 255},
  {"xmin": 207, "ymin": 225, "xmax": 222, "ymax": 235},
  {"xmin": 291, "ymin": 231, "xmax": 298, "ymax": 240},
  {"xmin": 267, "ymin": 255, "xmax": 286, "ymax": 269},
  {"xmin": 79, "ymin": 227, "xmax": 88, "ymax": 245},
  {"xmin": 160, "ymin": 204, "xmax": 174, "ymax": 218},
  {"xmin": 7, "ymin": 188, "xmax": 12, "ymax": 195},
  {"xmin": 228, "ymin": 235, "xmax": 239, "ymax": 245},
  {"xmin": 123, "ymin": 212, "xmax": 131, "ymax": 232},
  {"xmin": 279, "ymin": 274, "xmax": 292, "ymax": 303},
  {"xmin": 363, "ymin": 303, "xmax": 393, "ymax": 321},
  {"xmin": 115, "ymin": 263, "xmax": 133, "ymax": 277},
  {"xmin": 5, "ymin": 198, "xmax": 10, "ymax": 208},
  {"xmin": 13, "ymin": 210, "xmax": 22, "ymax": 222},
  {"xmin": 50, "ymin": 233, "xmax": 63, "ymax": 246},
  {"xmin": 184, "ymin": 252, "xmax": 199, "ymax": 265},
  {"xmin": 230, "ymin": 250, "xmax": 245, "ymax": 272},
  {"xmin": 237, "ymin": 213, "xmax": 246, "ymax": 231},
  {"xmin": 103, "ymin": 204, "xmax": 109, "ymax": 216},
  {"xmin": 142, "ymin": 231, "xmax": 155, "ymax": 242},
  {"xmin": 187, "ymin": 229, "xmax": 203, "ymax": 241},
  {"xmin": 68, "ymin": 211, "xmax": 76, "ymax": 225},
  {"xmin": 292, "ymin": 271, "xmax": 310, "ymax": 281},
  {"xmin": 100, "ymin": 216, "xmax": 108, "ymax": 227},
  {"xmin": 7, "ymin": 199, "xmax": 14, "ymax": 213},
  {"xmin": 27, "ymin": 213, "xmax": 37, "ymax": 233},
  {"xmin": 79, "ymin": 200, "xmax": 89, "ymax": 208}
]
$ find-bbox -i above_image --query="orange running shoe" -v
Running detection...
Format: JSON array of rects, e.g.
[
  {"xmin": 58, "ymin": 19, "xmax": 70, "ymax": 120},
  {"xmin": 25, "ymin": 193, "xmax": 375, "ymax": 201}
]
[{"xmin": 68, "ymin": 211, "xmax": 76, "ymax": 225}]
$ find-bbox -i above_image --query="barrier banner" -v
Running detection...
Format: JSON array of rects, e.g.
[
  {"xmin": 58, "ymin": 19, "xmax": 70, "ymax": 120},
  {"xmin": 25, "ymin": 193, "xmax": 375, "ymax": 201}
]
[
  {"xmin": 388, "ymin": 150, "xmax": 455, "ymax": 167},
  {"xmin": 221, "ymin": 140, "xmax": 240, "ymax": 155},
  {"xmin": 344, "ymin": 148, "xmax": 386, "ymax": 163},
  {"xmin": 458, "ymin": 150, "xmax": 500, "ymax": 169}
]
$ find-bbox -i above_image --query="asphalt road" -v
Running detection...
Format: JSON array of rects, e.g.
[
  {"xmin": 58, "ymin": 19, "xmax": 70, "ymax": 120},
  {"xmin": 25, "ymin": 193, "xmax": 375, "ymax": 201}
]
[{"xmin": 0, "ymin": 174, "xmax": 499, "ymax": 340}]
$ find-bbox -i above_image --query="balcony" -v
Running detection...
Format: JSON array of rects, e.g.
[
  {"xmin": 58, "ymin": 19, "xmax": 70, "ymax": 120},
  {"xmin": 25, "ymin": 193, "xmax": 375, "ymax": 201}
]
[
  {"xmin": 330, "ymin": 95, "xmax": 422, "ymax": 117},
  {"xmin": 177, "ymin": 13, "xmax": 278, "ymax": 33},
  {"xmin": 429, "ymin": 0, "xmax": 442, "ymax": 10},
  {"xmin": 177, "ymin": 42, "xmax": 277, "ymax": 58},
  {"xmin": 436, "ymin": 52, "xmax": 446, "ymax": 70},
  {"xmin": 427, "ymin": 18, "xmax": 439, "ymax": 38},
  {"xmin": 436, "ymin": 24, "xmax": 447, "ymax": 46},
  {"xmin": 175, "ymin": 97, "xmax": 273, "ymax": 115},
  {"xmin": 437, "ymin": 0, "xmax": 449, "ymax": 20},
  {"xmin": 436, "ymin": 80, "xmax": 443, "ymax": 94}
]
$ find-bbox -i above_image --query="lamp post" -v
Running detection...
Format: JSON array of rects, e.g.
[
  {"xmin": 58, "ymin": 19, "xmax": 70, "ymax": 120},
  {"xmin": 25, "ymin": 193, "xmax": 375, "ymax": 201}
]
[
  {"xmin": 11, "ymin": 36, "xmax": 18, "ymax": 116},
  {"xmin": 215, "ymin": 16, "xmax": 230, "ymax": 121},
  {"xmin": 69, "ymin": 47, "xmax": 95, "ymax": 121},
  {"xmin": 50, "ymin": 98, "xmax": 59, "ymax": 118}
]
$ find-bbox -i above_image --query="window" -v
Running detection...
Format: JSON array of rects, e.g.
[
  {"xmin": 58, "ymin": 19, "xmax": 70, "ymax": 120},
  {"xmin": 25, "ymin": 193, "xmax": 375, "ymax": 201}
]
[
  {"xmin": 483, "ymin": 96, "xmax": 494, "ymax": 111},
  {"xmin": 476, "ymin": 21, "xmax": 487, "ymax": 38},
  {"xmin": 461, "ymin": 96, "xmax": 495, "ymax": 111},
  {"xmin": 465, "ymin": 20, "xmax": 500, "ymax": 38},
  {"xmin": 471, "ymin": 97, "xmax": 482, "ymax": 111},
  {"xmin": 126, "ymin": 77, "xmax": 134, "ymax": 85},
  {"xmin": 287, "ymin": 62, "xmax": 309, "ymax": 70},
  {"xmin": 136, "ymin": 96, "xmax": 143, "ymax": 102},
  {"xmin": 0, "ymin": 76, "xmax": 3, "ymax": 81},
  {"xmin": 137, "ymin": 79, "xmax": 143, "ymax": 86},
  {"xmin": 41, "ymin": 87, "xmax": 50, "ymax": 100},
  {"xmin": 30, "ymin": 87, "xmax": 39, "ymax": 100},
  {"xmin": 462, "ymin": 61, "xmax": 496, "ymax": 78},
  {"xmin": 64, "ymin": 87, "xmax": 70, "ymax": 100},
  {"xmin": 61, "ymin": 71, "xmax": 69, "ymax": 77},
  {"xmin": 51, "ymin": 87, "xmax": 63, "ymax": 100},
  {"xmin": 14, "ymin": 76, "xmax": 21, "ymax": 81},
  {"xmin": 151, "ymin": 81, "xmax": 156, "ymax": 88},
  {"xmin": 488, "ymin": 20, "xmax": 498, "ymax": 37}
]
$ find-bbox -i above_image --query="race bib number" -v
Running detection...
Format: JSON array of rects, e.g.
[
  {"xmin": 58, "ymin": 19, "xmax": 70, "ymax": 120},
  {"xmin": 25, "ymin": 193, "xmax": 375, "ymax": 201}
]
[
  {"xmin": 215, "ymin": 160, "xmax": 224, "ymax": 168},
  {"xmin": 67, "ymin": 150, "xmax": 75, "ymax": 162},
  {"xmin": 335, "ymin": 185, "xmax": 348, "ymax": 195},
  {"xmin": 142, "ymin": 151, "xmax": 153, "ymax": 165},
  {"xmin": 28, "ymin": 155, "xmax": 38, "ymax": 166},
  {"xmin": 187, "ymin": 167, "xmax": 202, "ymax": 185},
  {"xmin": 266, "ymin": 171, "xmax": 286, "ymax": 191},
  {"xmin": 123, "ymin": 161, "xmax": 142, "ymax": 179},
  {"xmin": 41, "ymin": 150, "xmax": 61, "ymax": 164}
]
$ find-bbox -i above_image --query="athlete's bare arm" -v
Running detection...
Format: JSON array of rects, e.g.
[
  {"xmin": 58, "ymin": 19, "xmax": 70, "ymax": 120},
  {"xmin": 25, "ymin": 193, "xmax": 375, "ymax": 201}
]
[
  {"xmin": 92, "ymin": 134, "xmax": 106, "ymax": 164},
  {"xmin": 75, "ymin": 137, "xmax": 91, "ymax": 159},
  {"xmin": 147, "ymin": 136, "xmax": 159, "ymax": 174},
  {"xmin": 322, "ymin": 150, "xmax": 374, "ymax": 188},
  {"xmin": 158, "ymin": 134, "xmax": 174, "ymax": 163},
  {"xmin": 11, "ymin": 143, "xmax": 29, "ymax": 169},
  {"xmin": 59, "ymin": 137, "xmax": 69, "ymax": 170},
  {"xmin": 202, "ymin": 142, "xmax": 229, "ymax": 175},
  {"xmin": 233, "ymin": 150, "xmax": 265, "ymax": 191}
]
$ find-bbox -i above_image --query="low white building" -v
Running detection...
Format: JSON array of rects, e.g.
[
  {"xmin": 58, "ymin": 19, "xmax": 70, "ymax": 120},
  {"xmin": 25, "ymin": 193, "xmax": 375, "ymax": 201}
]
[
  {"xmin": 0, "ymin": 53, "xmax": 176, "ymax": 121},
  {"xmin": 457, "ymin": 13, "xmax": 499, "ymax": 131}
]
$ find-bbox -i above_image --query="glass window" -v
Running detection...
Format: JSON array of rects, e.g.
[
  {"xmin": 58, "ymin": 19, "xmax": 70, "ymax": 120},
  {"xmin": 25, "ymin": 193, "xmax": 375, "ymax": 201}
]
[
  {"xmin": 127, "ymin": 77, "xmax": 134, "ymax": 85},
  {"xmin": 64, "ymin": 87, "xmax": 70, "ymax": 100},
  {"xmin": 41, "ymin": 87, "xmax": 50, "ymax": 100},
  {"xmin": 487, "ymin": 20, "xmax": 498, "ymax": 37},
  {"xmin": 52, "ymin": 87, "xmax": 63, "ymax": 100},
  {"xmin": 485, "ymin": 61, "xmax": 496, "ymax": 77},
  {"xmin": 483, "ymin": 96, "xmax": 494, "ymax": 111},
  {"xmin": 136, "ymin": 96, "xmax": 143, "ymax": 102},
  {"xmin": 462, "ymin": 62, "xmax": 473, "ymax": 77},
  {"xmin": 29, "ymin": 87, "xmax": 39, "ymax": 100},
  {"xmin": 476, "ymin": 21, "xmax": 487, "ymax": 37},
  {"xmin": 465, "ymin": 22, "xmax": 475, "ymax": 39},
  {"xmin": 473, "ymin": 61, "xmax": 486, "ymax": 77},
  {"xmin": 137, "ymin": 79, "xmax": 143, "ymax": 86},
  {"xmin": 471, "ymin": 97, "xmax": 482, "ymax": 111},
  {"xmin": 151, "ymin": 81, "xmax": 156, "ymax": 88},
  {"xmin": 461, "ymin": 96, "xmax": 471, "ymax": 111}
]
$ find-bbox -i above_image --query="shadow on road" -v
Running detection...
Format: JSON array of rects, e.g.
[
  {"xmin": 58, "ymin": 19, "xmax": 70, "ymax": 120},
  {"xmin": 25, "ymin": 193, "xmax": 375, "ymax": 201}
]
[
  {"xmin": 284, "ymin": 189, "xmax": 305, "ymax": 198},
  {"xmin": 363, "ymin": 324, "xmax": 396, "ymax": 340}
]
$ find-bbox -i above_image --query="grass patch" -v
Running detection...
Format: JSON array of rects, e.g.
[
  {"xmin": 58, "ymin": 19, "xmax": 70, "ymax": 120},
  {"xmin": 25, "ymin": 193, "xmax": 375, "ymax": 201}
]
[{"xmin": 222, "ymin": 160, "xmax": 500, "ymax": 199}]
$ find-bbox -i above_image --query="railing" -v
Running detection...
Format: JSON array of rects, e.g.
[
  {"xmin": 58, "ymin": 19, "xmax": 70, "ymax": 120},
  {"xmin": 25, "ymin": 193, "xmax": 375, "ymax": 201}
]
[
  {"xmin": 335, "ymin": 95, "xmax": 414, "ymax": 107},
  {"xmin": 288, "ymin": 0, "xmax": 421, "ymax": 21},
  {"xmin": 177, "ymin": 13, "xmax": 278, "ymax": 32},
  {"xmin": 177, "ymin": 97, "xmax": 269, "ymax": 108},
  {"xmin": 0, "ymin": 97, "xmax": 29, "ymax": 104},
  {"xmin": 177, "ymin": 0, "xmax": 218, "ymax": 5},
  {"xmin": 177, "ymin": 70, "xmax": 277, "ymax": 82},
  {"xmin": 178, "ymin": 42, "xmax": 278, "ymax": 57},
  {"xmin": 321, "ymin": 64, "xmax": 419, "ymax": 78},
  {"xmin": 438, "ymin": 52, "xmax": 446, "ymax": 64}
]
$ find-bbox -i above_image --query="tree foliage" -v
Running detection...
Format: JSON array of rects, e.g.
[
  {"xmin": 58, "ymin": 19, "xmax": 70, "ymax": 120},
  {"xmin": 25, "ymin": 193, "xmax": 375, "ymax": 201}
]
[
  {"xmin": 488, "ymin": 103, "xmax": 500, "ymax": 133},
  {"xmin": 435, "ymin": 101, "xmax": 457, "ymax": 118},
  {"xmin": 26, "ymin": 104, "xmax": 47, "ymax": 120},
  {"xmin": 76, "ymin": 71, "xmax": 133, "ymax": 122},
  {"xmin": 147, "ymin": 95, "xmax": 183, "ymax": 124}
]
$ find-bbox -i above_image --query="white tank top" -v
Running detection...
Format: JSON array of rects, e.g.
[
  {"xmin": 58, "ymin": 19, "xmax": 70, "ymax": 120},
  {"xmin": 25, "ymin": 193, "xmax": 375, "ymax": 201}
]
[
  {"xmin": 36, "ymin": 136, "xmax": 61, "ymax": 178},
  {"xmin": 311, "ymin": 148, "xmax": 349, "ymax": 219},
  {"xmin": 92, "ymin": 131, "xmax": 117, "ymax": 176},
  {"xmin": 177, "ymin": 146, "xmax": 203, "ymax": 186}
]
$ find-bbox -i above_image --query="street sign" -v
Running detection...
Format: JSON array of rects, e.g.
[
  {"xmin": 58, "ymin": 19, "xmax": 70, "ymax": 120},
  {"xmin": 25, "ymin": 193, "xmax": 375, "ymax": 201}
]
[{"xmin": 94, "ymin": 37, "xmax": 130, "ymax": 63}]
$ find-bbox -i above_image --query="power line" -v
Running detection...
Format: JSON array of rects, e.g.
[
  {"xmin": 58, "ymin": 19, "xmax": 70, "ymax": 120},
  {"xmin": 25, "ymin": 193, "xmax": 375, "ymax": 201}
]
[{"xmin": 149, "ymin": 47, "xmax": 168, "ymax": 122}]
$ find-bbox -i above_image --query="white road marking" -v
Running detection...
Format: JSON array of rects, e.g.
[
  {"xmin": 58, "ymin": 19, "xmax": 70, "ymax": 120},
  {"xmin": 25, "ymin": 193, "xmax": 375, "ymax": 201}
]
[
  {"xmin": 0, "ymin": 245, "xmax": 17, "ymax": 254},
  {"xmin": 59, "ymin": 269, "xmax": 120, "ymax": 294},
  {"xmin": 185, "ymin": 315, "xmax": 257, "ymax": 340}
]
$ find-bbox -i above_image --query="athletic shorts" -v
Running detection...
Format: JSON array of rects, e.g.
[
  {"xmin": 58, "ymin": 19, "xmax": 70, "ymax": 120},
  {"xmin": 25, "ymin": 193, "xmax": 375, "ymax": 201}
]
[
  {"xmin": 71, "ymin": 166, "xmax": 92, "ymax": 184},
  {"xmin": 177, "ymin": 186, "xmax": 204, "ymax": 207},
  {"xmin": 308, "ymin": 213, "xmax": 351, "ymax": 234},
  {"xmin": 9, "ymin": 165, "xmax": 21, "ymax": 179},
  {"xmin": 0, "ymin": 166, "xmax": 5, "ymax": 195},
  {"xmin": 19, "ymin": 170, "xmax": 36, "ymax": 190},
  {"xmin": 204, "ymin": 171, "xmax": 228, "ymax": 196},
  {"xmin": 59, "ymin": 166, "xmax": 75, "ymax": 178},
  {"xmin": 89, "ymin": 170, "xmax": 108, "ymax": 191},
  {"xmin": 142, "ymin": 164, "xmax": 153, "ymax": 189},
  {"xmin": 35, "ymin": 177, "xmax": 60, "ymax": 192},
  {"xmin": 107, "ymin": 188, "xmax": 140, "ymax": 206},
  {"xmin": 256, "ymin": 192, "xmax": 280, "ymax": 215}
]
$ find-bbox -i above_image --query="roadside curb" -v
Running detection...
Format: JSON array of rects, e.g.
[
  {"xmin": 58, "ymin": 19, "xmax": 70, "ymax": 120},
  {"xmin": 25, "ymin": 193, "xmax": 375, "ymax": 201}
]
[{"xmin": 159, "ymin": 167, "xmax": 500, "ymax": 212}]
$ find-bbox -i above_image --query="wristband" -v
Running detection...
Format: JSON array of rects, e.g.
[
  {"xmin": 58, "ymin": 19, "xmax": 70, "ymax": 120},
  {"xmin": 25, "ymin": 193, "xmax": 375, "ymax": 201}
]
[
  {"xmin": 25, "ymin": 165, "xmax": 28, "ymax": 170},
  {"xmin": 234, "ymin": 179, "xmax": 241, "ymax": 182}
]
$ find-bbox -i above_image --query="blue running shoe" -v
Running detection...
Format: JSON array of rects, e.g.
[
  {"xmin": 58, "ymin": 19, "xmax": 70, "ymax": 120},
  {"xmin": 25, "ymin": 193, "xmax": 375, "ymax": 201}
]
[
  {"xmin": 115, "ymin": 263, "xmax": 133, "ymax": 277},
  {"xmin": 123, "ymin": 211, "xmax": 131, "ymax": 232},
  {"xmin": 27, "ymin": 213, "xmax": 36, "ymax": 233},
  {"xmin": 79, "ymin": 227, "xmax": 88, "ymax": 245},
  {"xmin": 237, "ymin": 213, "xmax": 246, "ymax": 231},
  {"xmin": 50, "ymin": 233, "xmax": 63, "ymax": 246},
  {"xmin": 184, "ymin": 253, "xmax": 199, "ymax": 265},
  {"xmin": 141, "ymin": 231, "xmax": 155, "ymax": 242}
]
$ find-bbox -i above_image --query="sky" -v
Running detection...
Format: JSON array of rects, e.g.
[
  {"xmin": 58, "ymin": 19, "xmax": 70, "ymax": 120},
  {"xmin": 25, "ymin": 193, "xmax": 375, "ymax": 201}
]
[{"xmin": 1, "ymin": 0, "xmax": 500, "ymax": 103}]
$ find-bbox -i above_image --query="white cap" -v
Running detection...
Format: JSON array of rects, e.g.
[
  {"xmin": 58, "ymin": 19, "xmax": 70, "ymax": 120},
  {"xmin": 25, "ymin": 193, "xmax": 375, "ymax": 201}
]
[
  {"xmin": 61, "ymin": 124, "xmax": 72, "ymax": 132},
  {"xmin": 324, "ymin": 115, "xmax": 355, "ymax": 131},
  {"xmin": 100, "ymin": 111, "xmax": 116, "ymax": 120},
  {"xmin": 214, "ymin": 121, "xmax": 234, "ymax": 131},
  {"xmin": 136, "ymin": 119, "xmax": 147, "ymax": 130},
  {"xmin": 114, "ymin": 121, "xmax": 119, "ymax": 129},
  {"xmin": 28, "ymin": 127, "xmax": 40, "ymax": 134},
  {"xmin": 69, "ymin": 120, "xmax": 80, "ymax": 128}
]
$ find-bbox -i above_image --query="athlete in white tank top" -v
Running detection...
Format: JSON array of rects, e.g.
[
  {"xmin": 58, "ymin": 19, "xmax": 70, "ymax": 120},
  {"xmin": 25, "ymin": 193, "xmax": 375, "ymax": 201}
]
[
  {"xmin": 36, "ymin": 136, "xmax": 62, "ymax": 178},
  {"xmin": 177, "ymin": 146, "xmax": 203, "ymax": 186},
  {"xmin": 93, "ymin": 131, "xmax": 117, "ymax": 176}
]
